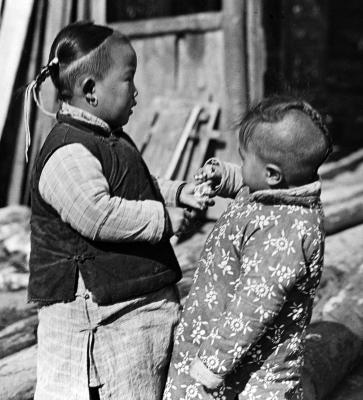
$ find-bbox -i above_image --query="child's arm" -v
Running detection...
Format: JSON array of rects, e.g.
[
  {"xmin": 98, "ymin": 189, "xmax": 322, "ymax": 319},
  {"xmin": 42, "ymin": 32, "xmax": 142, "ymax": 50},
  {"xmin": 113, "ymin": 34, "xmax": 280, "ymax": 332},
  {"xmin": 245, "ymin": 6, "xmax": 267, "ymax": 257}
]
[
  {"xmin": 194, "ymin": 158, "xmax": 243, "ymax": 199},
  {"xmin": 152, "ymin": 177, "xmax": 214, "ymax": 210},
  {"xmin": 189, "ymin": 225, "xmax": 305, "ymax": 389},
  {"xmin": 39, "ymin": 143, "xmax": 187, "ymax": 243}
]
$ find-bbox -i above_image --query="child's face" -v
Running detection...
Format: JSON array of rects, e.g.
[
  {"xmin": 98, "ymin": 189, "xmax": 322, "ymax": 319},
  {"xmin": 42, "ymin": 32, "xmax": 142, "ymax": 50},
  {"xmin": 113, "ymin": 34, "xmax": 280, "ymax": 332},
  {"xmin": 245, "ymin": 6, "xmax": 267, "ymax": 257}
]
[
  {"xmin": 95, "ymin": 42, "xmax": 137, "ymax": 128},
  {"xmin": 239, "ymin": 144, "xmax": 269, "ymax": 192}
]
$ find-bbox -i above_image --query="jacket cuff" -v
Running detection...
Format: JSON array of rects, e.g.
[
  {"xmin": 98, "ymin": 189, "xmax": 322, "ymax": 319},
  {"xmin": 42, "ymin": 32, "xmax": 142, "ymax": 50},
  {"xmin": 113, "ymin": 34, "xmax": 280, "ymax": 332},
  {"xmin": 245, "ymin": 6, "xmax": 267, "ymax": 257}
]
[{"xmin": 189, "ymin": 356, "xmax": 224, "ymax": 390}]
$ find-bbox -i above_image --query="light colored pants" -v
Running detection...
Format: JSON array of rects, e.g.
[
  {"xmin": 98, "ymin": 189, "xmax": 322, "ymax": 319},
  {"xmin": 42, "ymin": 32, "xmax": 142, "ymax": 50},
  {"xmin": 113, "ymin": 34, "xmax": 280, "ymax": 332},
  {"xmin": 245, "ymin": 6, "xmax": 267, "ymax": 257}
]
[{"xmin": 35, "ymin": 284, "xmax": 181, "ymax": 400}]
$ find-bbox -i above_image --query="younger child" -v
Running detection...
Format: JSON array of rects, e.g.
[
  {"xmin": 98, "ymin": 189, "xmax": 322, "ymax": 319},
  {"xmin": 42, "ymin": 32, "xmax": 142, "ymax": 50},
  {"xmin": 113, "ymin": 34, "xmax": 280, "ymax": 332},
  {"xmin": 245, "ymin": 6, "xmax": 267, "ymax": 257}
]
[
  {"xmin": 164, "ymin": 97, "xmax": 332, "ymax": 400},
  {"xmin": 26, "ymin": 22, "xmax": 209, "ymax": 400}
]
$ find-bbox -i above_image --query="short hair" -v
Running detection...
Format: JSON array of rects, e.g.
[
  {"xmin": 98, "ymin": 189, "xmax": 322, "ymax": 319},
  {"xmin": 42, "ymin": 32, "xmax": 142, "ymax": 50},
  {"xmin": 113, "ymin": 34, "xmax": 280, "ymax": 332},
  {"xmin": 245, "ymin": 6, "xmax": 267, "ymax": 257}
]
[
  {"xmin": 48, "ymin": 21, "xmax": 130, "ymax": 100},
  {"xmin": 238, "ymin": 96, "xmax": 333, "ymax": 185}
]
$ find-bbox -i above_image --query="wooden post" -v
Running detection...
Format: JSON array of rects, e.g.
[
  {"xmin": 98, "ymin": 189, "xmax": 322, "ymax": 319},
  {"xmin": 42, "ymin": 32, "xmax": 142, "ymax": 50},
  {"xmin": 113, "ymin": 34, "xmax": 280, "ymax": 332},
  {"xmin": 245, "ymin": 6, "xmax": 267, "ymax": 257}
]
[
  {"xmin": 222, "ymin": 0, "xmax": 248, "ymax": 130},
  {"xmin": 246, "ymin": 0, "xmax": 266, "ymax": 104}
]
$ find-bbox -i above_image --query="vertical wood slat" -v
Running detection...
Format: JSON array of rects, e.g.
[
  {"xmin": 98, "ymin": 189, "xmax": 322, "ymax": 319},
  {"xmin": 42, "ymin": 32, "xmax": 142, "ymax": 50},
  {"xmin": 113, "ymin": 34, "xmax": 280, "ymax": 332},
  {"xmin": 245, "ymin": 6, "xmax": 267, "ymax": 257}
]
[
  {"xmin": 125, "ymin": 36, "xmax": 176, "ymax": 147},
  {"xmin": 246, "ymin": 0, "xmax": 266, "ymax": 104},
  {"xmin": 7, "ymin": 0, "xmax": 46, "ymax": 204},
  {"xmin": 176, "ymin": 31, "xmax": 225, "ymax": 107},
  {"xmin": 222, "ymin": 0, "xmax": 248, "ymax": 129},
  {"xmin": 0, "ymin": 0, "xmax": 35, "ymax": 142},
  {"xmin": 23, "ymin": 0, "xmax": 75, "ymax": 203}
]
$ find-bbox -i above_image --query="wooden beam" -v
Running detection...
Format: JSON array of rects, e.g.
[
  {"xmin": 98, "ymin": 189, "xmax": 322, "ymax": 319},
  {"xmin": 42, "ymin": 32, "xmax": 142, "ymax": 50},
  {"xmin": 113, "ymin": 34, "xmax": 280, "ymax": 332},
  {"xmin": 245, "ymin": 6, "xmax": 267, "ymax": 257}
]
[
  {"xmin": 246, "ymin": 0, "xmax": 266, "ymax": 104},
  {"xmin": 109, "ymin": 12, "xmax": 222, "ymax": 38},
  {"xmin": 222, "ymin": 0, "xmax": 248, "ymax": 129},
  {"xmin": 0, "ymin": 0, "xmax": 34, "ymax": 141}
]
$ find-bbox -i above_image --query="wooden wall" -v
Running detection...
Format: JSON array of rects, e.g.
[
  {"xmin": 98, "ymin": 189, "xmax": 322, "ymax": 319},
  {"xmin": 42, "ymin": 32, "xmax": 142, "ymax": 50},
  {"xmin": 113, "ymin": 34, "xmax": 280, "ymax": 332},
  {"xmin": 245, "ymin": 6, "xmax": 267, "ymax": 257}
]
[{"xmin": 0, "ymin": 1, "xmax": 265, "ymax": 206}]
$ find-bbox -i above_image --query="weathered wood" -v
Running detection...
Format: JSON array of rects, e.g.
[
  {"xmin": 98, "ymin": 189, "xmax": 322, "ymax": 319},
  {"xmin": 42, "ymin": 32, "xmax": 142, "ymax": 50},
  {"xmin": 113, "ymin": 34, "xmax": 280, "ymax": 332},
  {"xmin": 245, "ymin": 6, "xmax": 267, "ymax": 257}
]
[
  {"xmin": 222, "ymin": 0, "xmax": 248, "ymax": 129},
  {"xmin": 0, "ymin": 345, "xmax": 37, "ymax": 400},
  {"xmin": 126, "ymin": 35, "xmax": 176, "ymax": 146},
  {"xmin": 23, "ymin": 0, "xmax": 74, "ymax": 203},
  {"xmin": 324, "ymin": 195, "xmax": 363, "ymax": 235},
  {"xmin": 139, "ymin": 97, "xmax": 195, "ymax": 177},
  {"xmin": 0, "ymin": 315, "xmax": 38, "ymax": 359},
  {"xmin": 6, "ymin": 0, "xmax": 46, "ymax": 205},
  {"xmin": 0, "ymin": 0, "xmax": 34, "ymax": 141},
  {"xmin": 165, "ymin": 105, "xmax": 203, "ymax": 180},
  {"xmin": 177, "ymin": 31, "xmax": 226, "ymax": 107},
  {"xmin": 246, "ymin": 0, "xmax": 265, "ymax": 104},
  {"xmin": 109, "ymin": 12, "xmax": 222, "ymax": 39},
  {"xmin": 319, "ymin": 148, "xmax": 363, "ymax": 180}
]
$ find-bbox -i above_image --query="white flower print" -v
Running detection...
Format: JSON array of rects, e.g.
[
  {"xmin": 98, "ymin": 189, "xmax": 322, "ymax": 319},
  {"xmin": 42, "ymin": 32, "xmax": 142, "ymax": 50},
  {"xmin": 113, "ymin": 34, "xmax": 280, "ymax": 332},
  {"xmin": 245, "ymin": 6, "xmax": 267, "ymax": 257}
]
[
  {"xmin": 208, "ymin": 326, "xmax": 222, "ymax": 345},
  {"xmin": 266, "ymin": 391, "xmax": 280, "ymax": 400},
  {"xmin": 191, "ymin": 316, "xmax": 208, "ymax": 345},
  {"xmin": 228, "ymin": 342, "xmax": 244, "ymax": 363},
  {"xmin": 266, "ymin": 324, "xmax": 285, "ymax": 345},
  {"xmin": 246, "ymin": 344, "xmax": 263, "ymax": 363},
  {"xmin": 174, "ymin": 351, "xmax": 193, "ymax": 375},
  {"xmin": 187, "ymin": 298, "xmax": 199, "ymax": 314},
  {"xmin": 241, "ymin": 202, "xmax": 259, "ymax": 218},
  {"xmin": 225, "ymin": 311, "xmax": 253, "ymax": 336},
  {"xmin": 287, "ymin": 332, "xmax": 302, "ymax": 353},
  {"xmin": 200, "ymin": 349, "xmax": 226, "ymax": 373},
  {"xmin": 255, "ymin": 304, "xmax": 276, "ymax": 322},
  {"xmin": 244, "ymin": 277, "xmax": 276, "ymax": 301},
  {"xmin": 175, "ymin": 318, "xmax": 188, "ymax": 344},
  {"xmin": 240, "ymin": 382, "xmax": 262, "ymax": 400},
  {"xmin": 242, "ymin": 253, "xmax": 262, "ymax": 275},
  {"xmin": 163, "ymin": 377, "xmax": 177, "ymax": 400},
  {"xmin": 200, "ymin": 248, "xmax": 215, "ymax": 276},
  {"xmin": 292, "ymin": 219, "xmax": 311, "ymax": 239},
  {"xmin": 228, "ymin": 226, "xmax": 244, "ymax": 248},
  {"xmin": 261, "ymin": 363, "xmax": 279, "ymax": 389},
  {"xmin": 263, "ymin": 230, "xmax": 295, "ymax": 256},
  {"xmin": 268, "ymin": 263, "xmax": 296, "ymax": 286},
  {"xmin": 217, "ymin": 249, "xmax": 235, "ymax": 276},
  {"xmin": 215, "ymin": 223, "xmax": 228, "ymax": 247},
  {"xmin": 180, "ymin": 383, "xmax": 202, "ymax": 400},
  {"xmin": 251, "ymin": 213, "xmax": 270, "ymax": 230},
  {"xmin": 287, "ymin": 303, "xmax": 304, "ymax": 321},
  {"xmin": 204, "ymin": 282, "xmax": 218, "ymax": 309}
]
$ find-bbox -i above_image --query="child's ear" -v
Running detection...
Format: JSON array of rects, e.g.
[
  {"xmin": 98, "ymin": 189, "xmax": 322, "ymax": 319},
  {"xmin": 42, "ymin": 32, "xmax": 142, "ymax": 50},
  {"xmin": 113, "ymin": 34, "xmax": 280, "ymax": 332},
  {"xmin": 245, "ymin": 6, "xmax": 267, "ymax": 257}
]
[
  {"xmin": 265, "ymin": 163, "xmax": 283, "ymax": 187},
  {"xmin": 81, "ymin": 78, "xmax": 97, "ymax": 106}
]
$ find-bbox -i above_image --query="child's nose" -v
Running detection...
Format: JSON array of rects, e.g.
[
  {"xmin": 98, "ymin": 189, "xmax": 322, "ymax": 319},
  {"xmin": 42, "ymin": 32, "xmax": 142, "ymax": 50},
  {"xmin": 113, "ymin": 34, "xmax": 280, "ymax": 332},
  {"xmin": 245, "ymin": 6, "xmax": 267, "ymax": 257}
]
[{"xmin": 134, "ymin": 88, "xmax": 138, "ymax": 98}]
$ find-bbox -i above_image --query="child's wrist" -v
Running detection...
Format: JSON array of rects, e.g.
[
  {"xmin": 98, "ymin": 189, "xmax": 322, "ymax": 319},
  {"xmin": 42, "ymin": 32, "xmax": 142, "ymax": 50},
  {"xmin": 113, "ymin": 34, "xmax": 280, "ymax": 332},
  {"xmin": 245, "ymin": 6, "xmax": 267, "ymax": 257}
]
[{"xmin": 175, "ymin": 182, "xmax": 187, "ymax": 207}]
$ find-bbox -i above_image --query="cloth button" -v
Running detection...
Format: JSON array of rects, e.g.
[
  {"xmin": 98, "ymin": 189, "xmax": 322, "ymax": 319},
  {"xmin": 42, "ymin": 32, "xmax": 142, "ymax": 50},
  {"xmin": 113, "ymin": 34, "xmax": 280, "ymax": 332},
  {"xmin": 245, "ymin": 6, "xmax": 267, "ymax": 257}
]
[{"xmin": 84, "ymin": 293, "xmax": 90, "ymax": 300}]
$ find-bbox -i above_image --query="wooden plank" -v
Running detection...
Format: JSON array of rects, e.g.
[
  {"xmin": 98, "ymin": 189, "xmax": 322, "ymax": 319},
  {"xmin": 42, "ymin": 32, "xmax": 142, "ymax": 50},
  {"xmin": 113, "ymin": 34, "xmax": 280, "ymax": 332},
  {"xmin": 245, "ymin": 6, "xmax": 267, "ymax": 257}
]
[
  {"xmin": 0, "ymin": 345, "xmax": 37, "ymax": 400},
  {"xmin": 125, "ymin": 35, "xmax": 176, "ymax": 146},
  {"xmin": 165, "ymin": 105, "xmax": 203, "ymax": 179},
  {"xmin": 0, "ymin": 315, "xmax": 38, "ymax": 359},
  {"xmin": 7, "ymin": 0, "xmax": 46, "ymax": 204},
  {"xmin": 23, "ymin": 0, "xmax": 75, "ymax": 203},
  {"xmin": 319, "ymin": 148, "xmax": 363, "ymax": 180},
  {"xmin": 0, "ymin": 0, "xmax": 35, "ymax": 141},
  {"xmin": 222, "ymin": 0, "xmax": 248, "ymax": 125},
  {"xmin": 109, "ymin": 12, "xmax": 222, "ymax": 38},
  {"xmin": 141, "ymin": 97, "xmax": 195, "ymax": 177},
  {"xmin": 176, "ymin": 31, "xmax": 226, "ymax": 106},
  {"xmin": 246, "ymin": 0, "xmax": 266, "ymax": 104},
  {"xmin": 90, "ymin": 0, "xmax": 107, "ymax": 24}
]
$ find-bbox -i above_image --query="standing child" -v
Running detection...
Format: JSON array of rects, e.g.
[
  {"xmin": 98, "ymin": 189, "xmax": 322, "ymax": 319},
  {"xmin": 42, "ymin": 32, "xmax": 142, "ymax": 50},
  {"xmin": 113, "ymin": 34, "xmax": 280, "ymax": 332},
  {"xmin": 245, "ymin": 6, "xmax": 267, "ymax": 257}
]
[
  {"xmin": 26, "ymin": 22, "xmax": 210, "ymax": 400},
  {"xmin": 164, "ymin": 97, "xmax": 332, "ymax": 400}
]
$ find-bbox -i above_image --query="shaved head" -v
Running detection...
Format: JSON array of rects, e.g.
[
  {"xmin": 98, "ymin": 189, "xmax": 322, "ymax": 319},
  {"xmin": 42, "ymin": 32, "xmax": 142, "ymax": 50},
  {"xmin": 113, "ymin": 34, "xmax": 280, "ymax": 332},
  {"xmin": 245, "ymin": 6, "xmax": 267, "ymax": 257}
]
[{"xmin": 239, "ymin": 97, "xmax": 332, "ymax": 186}]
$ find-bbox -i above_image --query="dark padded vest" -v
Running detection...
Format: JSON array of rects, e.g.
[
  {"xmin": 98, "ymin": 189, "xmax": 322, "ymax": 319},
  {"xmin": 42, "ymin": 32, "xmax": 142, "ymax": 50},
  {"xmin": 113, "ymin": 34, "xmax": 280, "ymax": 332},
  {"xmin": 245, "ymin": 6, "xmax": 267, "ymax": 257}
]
[{"xmin": 28, "ymin": 116, "xmax": 181, "ymax": 305}]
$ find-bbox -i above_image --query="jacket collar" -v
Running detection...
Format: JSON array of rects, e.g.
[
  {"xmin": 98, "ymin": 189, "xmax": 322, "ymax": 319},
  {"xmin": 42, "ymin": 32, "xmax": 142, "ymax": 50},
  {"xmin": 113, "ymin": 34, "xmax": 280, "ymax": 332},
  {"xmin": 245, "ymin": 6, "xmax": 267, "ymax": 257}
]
[
  {"xmin": 245, "ymin": 180, "xmax": 322, "ymax": 207},
  {"xmin": 57, "ymin": 103, "xmax": 112, "ymax": 136}
]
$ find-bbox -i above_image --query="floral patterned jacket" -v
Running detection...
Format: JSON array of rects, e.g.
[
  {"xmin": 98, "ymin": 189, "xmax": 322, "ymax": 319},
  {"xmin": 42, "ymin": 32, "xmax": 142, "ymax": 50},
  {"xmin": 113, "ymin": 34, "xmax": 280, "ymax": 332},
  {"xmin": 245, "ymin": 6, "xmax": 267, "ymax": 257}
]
[{"xmin": 164, "ymin": 180, "xmax": 325, "ymax": 400}]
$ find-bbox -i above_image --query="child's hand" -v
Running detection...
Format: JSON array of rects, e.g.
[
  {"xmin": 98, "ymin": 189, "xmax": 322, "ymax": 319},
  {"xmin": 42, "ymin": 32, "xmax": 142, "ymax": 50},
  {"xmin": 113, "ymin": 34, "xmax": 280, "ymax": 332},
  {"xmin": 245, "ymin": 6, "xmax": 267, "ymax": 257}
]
[
  {"xmin": 166, "ymin": 207, "xmax": 196, "ymax": 236},
  {"xmin": 178, "ymin": 182, "xmax": 215, "ymax": 211},
  {"xmin": 194, "ymin": 159, "xmax": 223, "ymax": 197}
]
